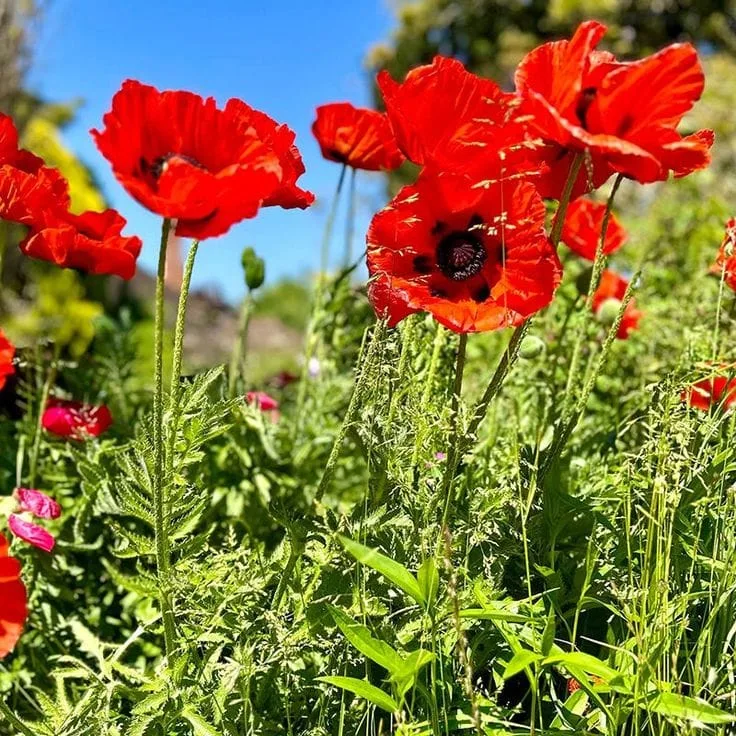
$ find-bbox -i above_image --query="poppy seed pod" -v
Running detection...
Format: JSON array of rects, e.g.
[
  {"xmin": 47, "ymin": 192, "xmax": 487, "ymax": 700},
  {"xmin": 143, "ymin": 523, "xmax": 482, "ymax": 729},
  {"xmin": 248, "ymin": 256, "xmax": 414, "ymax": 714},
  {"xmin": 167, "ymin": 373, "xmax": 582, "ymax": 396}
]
[
  {"xmin": 519, "ymin": 335, "xmax": 546, "ymax": 360},
  {"xmin": 242, "ymin": 247, "xmax": 265, "ymax": 291}
]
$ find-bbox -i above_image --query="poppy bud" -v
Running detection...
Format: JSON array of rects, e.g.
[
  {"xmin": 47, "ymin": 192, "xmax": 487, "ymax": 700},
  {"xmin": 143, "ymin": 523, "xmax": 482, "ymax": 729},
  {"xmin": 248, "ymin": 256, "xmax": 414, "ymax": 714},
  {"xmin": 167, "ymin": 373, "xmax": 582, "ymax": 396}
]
[
  {"xmin": 519, "ymin": 335, "xmax": 545, "ymax": 360},
  {"xmin": 596, "ymin": 297, "xmax": 622, "ymax": 326},
  {"xmin": 241, "ymin": 247, "xmax": 265, "ymax": 291}
]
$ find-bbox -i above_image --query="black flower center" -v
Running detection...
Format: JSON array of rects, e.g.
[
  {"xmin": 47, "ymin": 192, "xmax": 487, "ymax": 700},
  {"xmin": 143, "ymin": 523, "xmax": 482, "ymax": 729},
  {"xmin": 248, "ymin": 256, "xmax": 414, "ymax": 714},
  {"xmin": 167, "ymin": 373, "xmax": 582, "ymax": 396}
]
[
  {"xmin": 143, "ymin": 152, "xmax": 206, "ymax": 181},
  {"xmin": 575, "ymin": 87, "xmax": 597, "ymax": 128},
  {"xmin": 436, "ymin": 230, "xmax": 487, "ymax": 281}
]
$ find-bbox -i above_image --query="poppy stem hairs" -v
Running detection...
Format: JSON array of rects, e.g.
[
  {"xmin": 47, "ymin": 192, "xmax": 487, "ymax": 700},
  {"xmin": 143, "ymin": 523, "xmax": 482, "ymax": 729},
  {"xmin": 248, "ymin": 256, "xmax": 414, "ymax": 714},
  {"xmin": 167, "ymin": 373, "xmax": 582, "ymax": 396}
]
[
  {"xmin": 152, "ymin": 217, "xmax": 177, "ymax": 656},
  {"xmin": 167, "ymin": 239, "xmax": 200, "ymax": 476}
]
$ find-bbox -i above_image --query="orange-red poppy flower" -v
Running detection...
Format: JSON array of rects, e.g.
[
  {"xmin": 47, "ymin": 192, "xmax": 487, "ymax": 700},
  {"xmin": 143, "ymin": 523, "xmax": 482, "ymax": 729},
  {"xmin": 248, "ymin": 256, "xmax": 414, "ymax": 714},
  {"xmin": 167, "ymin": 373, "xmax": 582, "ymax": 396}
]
[
  {"xmin": 515, "ymin": 21, "xmax": 713, "ymax": 199},
  {"xmin": 92, "ymin": 80, "xmax": 314, "ymax": 239},
  {"xmin": 561, "ymin": 198, "xmax": 627, "ymax": 260},
  {"xmin": 710, "ymin": 218, "xmax": 736, "ymax": 292},
  {"xmin": 0, "ymin": 330, "xmax": 14, "ymax": 392},
  {"xmin": 0, "ymin": 114, "xmax": 70, "ymax": 225},
  {"xmin": 591, "ymin": 270, "xmax": 642, "ymax": 339},
  {"xmin": 312, "ymin": 103, "xmax": 404, "ymax": 171},
  {"xmin": 378, "ymin": 56, "xmax": 542, "ymax": 184},
  {"xmin": 20, "ymin": 209, "xmax": 142, "ymax": 280},
  {"xmin": 367, "ymin": 170, "xmax": 562, "ymax": 332},
  {"xmin": 0, "ymin": 531, "xmax": 27, "ymax": 659},
  {"xmin": 683, "ymin": 374, "xmax": 736, "ymax": 411}
]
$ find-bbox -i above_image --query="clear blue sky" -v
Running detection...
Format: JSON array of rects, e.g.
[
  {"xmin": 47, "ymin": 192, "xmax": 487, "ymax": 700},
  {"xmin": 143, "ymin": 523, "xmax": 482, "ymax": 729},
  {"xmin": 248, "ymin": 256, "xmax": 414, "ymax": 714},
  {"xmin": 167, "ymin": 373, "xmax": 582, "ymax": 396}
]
[{"xmin": 30, "ymin": 0, "xmax": 396, "ymax": 302}]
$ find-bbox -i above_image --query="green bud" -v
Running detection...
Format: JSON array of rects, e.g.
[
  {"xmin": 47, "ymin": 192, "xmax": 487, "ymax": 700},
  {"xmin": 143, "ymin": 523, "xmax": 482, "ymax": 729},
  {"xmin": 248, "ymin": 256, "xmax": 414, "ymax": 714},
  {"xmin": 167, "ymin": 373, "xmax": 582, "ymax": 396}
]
[
  {"xmin": 241, "ymin": 247, "xmax": 265, "ymax": 291},
  {"xmin": 596, "ymin": 297, "xmax": 622, "ymax": 326},
  {"xmin": 519, "ymin": 335, "xmax": 545, "ymax": 360}
]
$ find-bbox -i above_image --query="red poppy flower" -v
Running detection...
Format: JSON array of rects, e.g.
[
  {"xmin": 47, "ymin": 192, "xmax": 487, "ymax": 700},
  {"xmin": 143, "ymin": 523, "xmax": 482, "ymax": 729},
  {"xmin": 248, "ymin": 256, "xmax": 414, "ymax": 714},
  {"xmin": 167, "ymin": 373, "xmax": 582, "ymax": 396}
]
[
  {"xmin": 682, "ymin": 375, "xmax": 736, "ymax": 411},
  {"xmin": 20, "ymin": 208, "xmax": 142, "ymax": 280},
  {"xmin": 0, "ymin": 531, "xmax": 27, "ymax": 659},
  {"xmin": 0, "ymin": 330, "xmax": 14, "ymax": 392},
  {"xmin": 710, "ymin": 218, "xmax": 736, "ymax": 291},
  {"xmin": 378, "ymin": 56, "xmax": 542, "ymax": 184},
  {"xmin": 685, "ymin": 375, "xmax": 736, "ymax": 411},
  {"xmin": 246, "ymin": 391, "xmax": 279, "ymax": 412},
  {"xmin": 312, "ymin": 103, "xmax": 404, "ymax": 171},
  {"xmin": 366, "ymin": 170, "xmax": 562, "ymax": 332},
  {"xmin": 515, "ymin": 21, "xmax": 714, "ymax": 199},
  {"xmin": 0, "ymin": 114, "xmax": 70, "ymax": 225},
  {"xmin": 591, "ymin": 270, "xmax": 642, "ymax": 339},
  {"xmin": 561, "ymin": 198, "xmax": 627, "ymax": 260},
  {"xmin": 42, "ymin": 398, "xmax": 113, "ymax": 439},
  {"xmin": 92, "ymin": 80, "xmax": 314, "ymax": 239}
]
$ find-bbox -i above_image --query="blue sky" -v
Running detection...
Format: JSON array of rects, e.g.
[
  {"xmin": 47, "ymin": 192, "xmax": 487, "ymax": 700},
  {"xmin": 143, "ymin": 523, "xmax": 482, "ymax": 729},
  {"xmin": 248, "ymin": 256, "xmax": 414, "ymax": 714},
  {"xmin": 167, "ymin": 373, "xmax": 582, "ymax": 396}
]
[{"xmin": 30, "ymin": 0, "xmax": 396, "ymax": 302}]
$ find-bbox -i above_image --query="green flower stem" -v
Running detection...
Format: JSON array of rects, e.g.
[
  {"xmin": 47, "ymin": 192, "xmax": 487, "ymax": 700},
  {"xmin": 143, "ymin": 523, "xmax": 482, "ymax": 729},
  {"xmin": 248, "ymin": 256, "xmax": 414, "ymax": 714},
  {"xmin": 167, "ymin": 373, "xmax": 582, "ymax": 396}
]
[
  {"xmin": 561, "ymin": 174, "xmax": 624, "ymax": 413},
  {"xmin": 294, "ymin": 164, "xmax": 348, "ymax": 436},
  {"xmin": 438, "ymin": 332, "xmax": 468, "ymax": 530},
  {"xmin": 166, "ymin": 239, "xmax": 200, "ymax": 481},
  {"xmin": 28, "ymin": 343, "xmax": 60, "ymax": 488},
  {"xmin": 549, "ymin": 152, "xmax": 585, "ymax": 247},
  {"xmin": 0, "ymin": 699, "xmax": 36, "ymax": 736},
  {"xmin": 228, "ymin": 289, "xmax": 254, "ymax": 399},
  {"xmin": 315, "ymin": 320, "xmax": 386, "ymax": 503},
  {"xmin": 153, "ymin": 217, "xmax": 177, "ymax": 657},
  {"xmin": 343, "ymin": 167, "xmax": 357, "ymax": 267}
]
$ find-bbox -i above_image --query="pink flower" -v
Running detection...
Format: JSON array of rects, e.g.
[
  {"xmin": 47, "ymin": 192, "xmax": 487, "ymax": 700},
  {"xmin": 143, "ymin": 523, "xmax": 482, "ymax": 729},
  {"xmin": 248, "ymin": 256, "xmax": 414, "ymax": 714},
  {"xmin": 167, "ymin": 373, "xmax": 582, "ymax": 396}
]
[
  {"xmin": 8, "ymin": 514, "xmax": 55, "ymax": 552},
  {"xmin": 42, "ymin": 398, "xmax": 113, "ymax": 439},
  {"xmin": 246, "ymin": 391, "xmax": 279, "ymax": 412},
  {"xmin": 14, "ymin": 488, "xmax": 60, "ymax": 520}
]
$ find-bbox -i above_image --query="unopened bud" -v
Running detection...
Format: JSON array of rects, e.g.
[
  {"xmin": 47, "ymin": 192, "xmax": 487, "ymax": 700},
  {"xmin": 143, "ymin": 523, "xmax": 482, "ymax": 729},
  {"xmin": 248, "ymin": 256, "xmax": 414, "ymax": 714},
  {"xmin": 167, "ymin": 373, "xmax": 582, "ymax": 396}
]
[
  {"xmin": 241, "ymin": 247, "xmax": 265, "ymax": 291},
  {"xmin": 596, "ymin": 298, "xmax": 622, "ymax": 325},
  {"xmin": 519, "ymin": 335, "xmax": 545, "ymax": 360}
]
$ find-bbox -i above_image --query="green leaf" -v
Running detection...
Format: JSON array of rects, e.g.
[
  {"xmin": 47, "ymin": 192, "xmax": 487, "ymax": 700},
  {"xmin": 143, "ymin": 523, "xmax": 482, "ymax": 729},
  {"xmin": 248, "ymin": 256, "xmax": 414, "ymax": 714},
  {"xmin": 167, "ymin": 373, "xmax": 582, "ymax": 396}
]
[
  {"xmin": 318, "ymin": 676, "xmax": 400, "ymax": 713},
  {"xmin": 328, "ymin": 605, "xmax": 403, "ymax": 673},
  {"xmin": 338, "ymin": 535, "xmax": 425, "ymax": 605},
  {"xmin": 503, "ymin": 650, "xmax": 541, "ymax": 679},
  {"xmin": 541, "ymin": 608, "xmax": 556, "ymax": 657},
  {"xmin": 543, "ymin": 652, "xmax": 622, "ymax": 684},
  {"xmin": 459, "ymin": 607, "xmax": 528, "ymax": 624},
  {"xmin": 641, "ymin": 692, "xmax": 736, "ymax": 725},
  {"xmin": 181, "ymin": 707, "xmax": 221, "ymax": 736},
  {"xmin": 417, "ymin": 558, "xmax": 439, "ymax": 605},
  {"xmin": 391, "ymin": 649, "xmax": 435, "ymax": 683}
]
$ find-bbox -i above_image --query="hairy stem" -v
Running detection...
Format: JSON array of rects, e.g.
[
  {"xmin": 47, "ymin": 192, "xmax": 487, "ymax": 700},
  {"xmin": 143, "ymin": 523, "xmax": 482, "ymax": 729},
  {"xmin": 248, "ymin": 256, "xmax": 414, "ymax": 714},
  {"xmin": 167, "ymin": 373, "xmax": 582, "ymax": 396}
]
[
  {"xmin": 294, "ymin": 164, "xmax": 348, "ymax": 437},
  {"xmin": 228, "ymin": 289, "xmax": 254, "ymax": 398},
  {"xmin": 166, "ymin": 239, "xmax": 199, "ymax": 485},
  {"xmin": 28, "ymin": 343, "xmax": 59, "ymax": 488},
  {"xmin": 315, "ymin": 321, "xmax": 386, "ymax": 502},
  {"xmin": 153, "ymin": 217, "xmax": 177, "ymax": 656},
  {"xmin": 438, "ymin": 332, "xmax": 468, "ymax": 530},
  {"xmin": 549, "ymin": 152, "xmax": 585, "ymax": 247}
]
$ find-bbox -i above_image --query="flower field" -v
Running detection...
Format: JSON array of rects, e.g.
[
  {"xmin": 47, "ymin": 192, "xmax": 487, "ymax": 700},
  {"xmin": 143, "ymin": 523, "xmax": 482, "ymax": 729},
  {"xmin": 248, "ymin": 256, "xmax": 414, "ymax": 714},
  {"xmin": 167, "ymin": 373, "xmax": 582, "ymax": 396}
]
[{"xmin": 1, "ymin": 13, "xmax": 736, "ymax": 736}]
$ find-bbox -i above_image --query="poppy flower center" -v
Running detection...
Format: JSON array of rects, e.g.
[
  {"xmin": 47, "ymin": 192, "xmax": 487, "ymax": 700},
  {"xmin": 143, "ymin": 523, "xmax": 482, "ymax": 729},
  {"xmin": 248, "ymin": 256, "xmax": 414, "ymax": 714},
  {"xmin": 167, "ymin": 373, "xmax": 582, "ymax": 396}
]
[
  {"xmin": 149, "ymin": 152, "xmax": 207, "ymax": 180},
  {"xmin": 575, "ymin": 87, "xmax": 597, "ymax": 128},
  {"xmin": 436, "ymin": 231, "xmax": 487, "ymax": 281}
]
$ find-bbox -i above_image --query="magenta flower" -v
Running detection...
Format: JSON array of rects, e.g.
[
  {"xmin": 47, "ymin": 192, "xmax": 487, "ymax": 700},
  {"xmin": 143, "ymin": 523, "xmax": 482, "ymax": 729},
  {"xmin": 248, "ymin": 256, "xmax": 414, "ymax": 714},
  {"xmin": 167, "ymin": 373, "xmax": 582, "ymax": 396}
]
[
  {"xmin": 8, "ymin": 514, "xmax": 55, "ymax": 552},
  {"xmin": 246, "ymin": 391, "xmax": 279, "ymax": 412},
  {"xmin": 42, "ymin": 398, "xmax": 113, "ymax": 439},
  {"xmin": 14, "ymin": 488, "xmax": 61, "ymax": 519}
]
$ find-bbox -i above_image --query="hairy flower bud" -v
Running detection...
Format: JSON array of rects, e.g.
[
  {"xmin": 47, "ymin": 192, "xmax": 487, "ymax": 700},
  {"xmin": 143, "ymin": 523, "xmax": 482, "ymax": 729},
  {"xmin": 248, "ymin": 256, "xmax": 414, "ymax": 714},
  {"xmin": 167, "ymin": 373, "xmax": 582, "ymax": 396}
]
[{"xmin": 242, "ymin": 246, "xmax": 265, "ymax": 291}]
